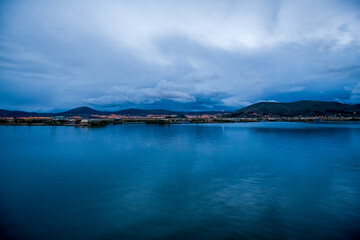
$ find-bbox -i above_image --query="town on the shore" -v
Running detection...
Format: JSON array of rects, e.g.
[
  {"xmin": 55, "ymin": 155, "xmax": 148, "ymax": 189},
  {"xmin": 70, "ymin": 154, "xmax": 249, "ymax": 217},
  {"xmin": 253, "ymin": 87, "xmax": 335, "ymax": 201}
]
[
  {"xmin": 1, "ymin": 101, "xmax": 359, "ymax": 126},
  {"xmin": 1, "ymin": 113, "xmax": 359, "ymax": 127}
]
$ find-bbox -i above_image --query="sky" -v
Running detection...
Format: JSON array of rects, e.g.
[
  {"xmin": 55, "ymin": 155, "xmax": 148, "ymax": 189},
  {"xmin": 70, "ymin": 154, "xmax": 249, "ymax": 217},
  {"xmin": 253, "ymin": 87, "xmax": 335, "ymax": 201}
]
[{"xmin": 1, "ymin": 0, "xmax": 360, "ymax": 112}]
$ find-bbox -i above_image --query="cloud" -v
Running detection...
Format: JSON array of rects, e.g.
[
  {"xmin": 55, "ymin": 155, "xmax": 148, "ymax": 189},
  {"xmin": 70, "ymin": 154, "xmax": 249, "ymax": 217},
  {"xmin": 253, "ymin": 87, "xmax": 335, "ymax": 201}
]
[
  {"xmin": 221, "ymin": 97, "xmax": 252, "ymax": 107},
  {"xmin": 278, "ymin": 86, "xmax": 305, "ymax": 93},
  {"xmin": 86, "ymin": 80, "xmax": 196, "ymax": 106},
  {"xmin": 0, "ymin": 0, "xmax": 360, "ymax": 111},
  {"xmin": 12, "ymin": 0, "xmax": 359, "ymax": 63},
  {"xmin": 347, "ymin": 83, "xmax": 360, "ymax": 103}
]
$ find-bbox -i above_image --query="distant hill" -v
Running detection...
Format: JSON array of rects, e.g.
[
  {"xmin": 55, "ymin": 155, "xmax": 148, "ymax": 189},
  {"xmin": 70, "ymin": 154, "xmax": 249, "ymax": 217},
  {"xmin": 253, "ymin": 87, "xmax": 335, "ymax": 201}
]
[
  {"xmin": 0, "ymin": 109, "xmax": 52, "ymax": 118},
  {"xmin": 2, "ymin": 101, "xmax": 359, "ymax": 118},
  {"xmin": 232, "ymin": 100, "xmax": 360, "ymax": 117},
  {"xmin": 60, "ymin": 106, "xmax": 104, "ymax": 115},
  {"xmin": 59, "ymin": 107, "xmax": 178, "ymax": 117},
  {"xmin": 0, "ymin": 106, "xmax": 225, "ymax": 117}
]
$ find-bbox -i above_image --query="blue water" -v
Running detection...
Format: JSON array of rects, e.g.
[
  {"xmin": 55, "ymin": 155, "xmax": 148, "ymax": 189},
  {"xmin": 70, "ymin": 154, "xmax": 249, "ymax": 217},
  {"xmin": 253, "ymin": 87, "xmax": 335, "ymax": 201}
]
[{"xmin": 0, "ymin": 122, "xmax": 360, "ymax": 240}]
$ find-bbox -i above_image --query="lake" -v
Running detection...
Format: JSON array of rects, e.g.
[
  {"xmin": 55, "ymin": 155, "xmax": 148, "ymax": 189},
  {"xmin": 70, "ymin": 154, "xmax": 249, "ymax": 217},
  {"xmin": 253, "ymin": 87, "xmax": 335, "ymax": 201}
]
[{"xmin": 0, "ymin": 122, "xmax": 360, "ymax": 240}]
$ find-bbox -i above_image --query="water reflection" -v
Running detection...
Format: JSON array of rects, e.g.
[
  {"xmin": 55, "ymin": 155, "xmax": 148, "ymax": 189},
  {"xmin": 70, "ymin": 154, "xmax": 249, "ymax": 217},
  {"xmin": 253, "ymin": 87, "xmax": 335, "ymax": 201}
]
[{"xmin": 0, "ymin": 123, "xmax": 360, "ymax": 240}]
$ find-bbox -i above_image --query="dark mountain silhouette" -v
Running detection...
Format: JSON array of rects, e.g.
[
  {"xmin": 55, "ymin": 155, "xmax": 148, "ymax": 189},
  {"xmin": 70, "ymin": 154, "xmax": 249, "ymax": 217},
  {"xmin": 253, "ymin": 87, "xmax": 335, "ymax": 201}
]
[
  {"xmin": 0, "ymin": 107, "xmax": 224, "ymax": 117},
  {"xmin": 232, "ymin": 100, "xmax": 360, "ymax": 117},
  {"xmin": 1, "ymin": 101, "xmax": 360, "ymax": 118},
  {"xmin": 60, "ymin": 106, "xmax": 104, "ymax": 115},
  {"xmin": 0, "ymin": 109, "xmax": 52, "ymax": 118},
  {"xmin": 58, "ymin": 107, "xmax": 224, "ymax": 117}
]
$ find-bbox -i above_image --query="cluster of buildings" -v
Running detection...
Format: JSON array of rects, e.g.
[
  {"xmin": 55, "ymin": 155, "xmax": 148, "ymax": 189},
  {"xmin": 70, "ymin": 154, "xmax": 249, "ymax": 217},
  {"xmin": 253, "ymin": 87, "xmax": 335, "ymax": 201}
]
[{"xmin": 1, "ymin": 114, "xmax": 359, "ymax": 127}]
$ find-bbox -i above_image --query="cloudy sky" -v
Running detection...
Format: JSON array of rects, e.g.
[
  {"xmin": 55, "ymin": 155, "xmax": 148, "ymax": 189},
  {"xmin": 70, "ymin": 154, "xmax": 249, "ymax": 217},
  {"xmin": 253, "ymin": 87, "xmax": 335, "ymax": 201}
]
[{"xmin": 1, "ymin": 0, "xmax": 360, "ymax": 112}]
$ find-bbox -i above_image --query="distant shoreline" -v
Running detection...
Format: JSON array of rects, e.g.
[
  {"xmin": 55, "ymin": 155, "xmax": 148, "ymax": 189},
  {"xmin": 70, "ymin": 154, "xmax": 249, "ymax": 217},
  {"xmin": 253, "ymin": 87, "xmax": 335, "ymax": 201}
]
[
  {"xmin": 2, "ymin": 101, "xmax": 360, "ymax": 128},
  {"xmin": 1, "ymin": 101, "xmax": 360, "ymax": 119},
  {"xmin": 1, "ymin": 116, "xmax": 360, "ymax": 127}
]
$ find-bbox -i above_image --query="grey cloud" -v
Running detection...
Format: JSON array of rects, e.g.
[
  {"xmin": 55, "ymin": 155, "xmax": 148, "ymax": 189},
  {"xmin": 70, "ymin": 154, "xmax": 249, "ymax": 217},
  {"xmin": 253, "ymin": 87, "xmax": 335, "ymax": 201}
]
[
  {"xmin": 0, "ymin": 0, "xmax": 360, "ymax": 111},
  {"xmin": 86, "ymin": 80, "xmax": 196, "ymax": 106}
]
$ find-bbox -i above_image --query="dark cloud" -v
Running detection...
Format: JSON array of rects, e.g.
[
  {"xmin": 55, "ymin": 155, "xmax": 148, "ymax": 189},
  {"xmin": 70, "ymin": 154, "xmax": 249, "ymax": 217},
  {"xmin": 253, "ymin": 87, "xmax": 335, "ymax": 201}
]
[{"xmin": 0, "ymin": 0, "xmax": 360, "ymax": 111}]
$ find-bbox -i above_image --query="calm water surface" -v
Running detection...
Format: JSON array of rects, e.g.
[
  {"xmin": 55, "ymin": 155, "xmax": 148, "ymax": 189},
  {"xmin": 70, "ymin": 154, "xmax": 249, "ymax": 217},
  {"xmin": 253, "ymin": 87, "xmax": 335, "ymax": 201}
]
[{"xmin": 0, "ymin": 122, "xmax": 360, "ymax": 240}]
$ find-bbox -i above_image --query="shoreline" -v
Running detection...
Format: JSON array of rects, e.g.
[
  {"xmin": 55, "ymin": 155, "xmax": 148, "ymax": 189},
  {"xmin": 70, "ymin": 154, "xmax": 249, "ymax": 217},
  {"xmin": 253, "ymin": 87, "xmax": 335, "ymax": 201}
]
[{"xmin": 1, "ymin": 117, "xmax": 360, "ymax": 127}]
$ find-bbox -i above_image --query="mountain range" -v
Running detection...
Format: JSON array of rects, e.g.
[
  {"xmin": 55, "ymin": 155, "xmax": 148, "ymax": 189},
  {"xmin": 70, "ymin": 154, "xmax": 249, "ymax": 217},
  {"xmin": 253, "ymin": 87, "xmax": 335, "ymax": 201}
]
[
  {"xmin": 1, "ymin": 101, "xmax": 360, "ymax": 118},
  {"xmin": 0, "ymin": 106, "xmax": 225, "ymax": 117},
  {"xmin": 231, "ymin": 100, "xmax": 360, "ymax": 117}
]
